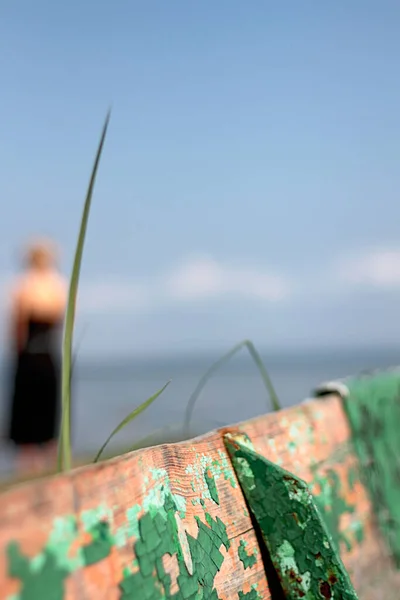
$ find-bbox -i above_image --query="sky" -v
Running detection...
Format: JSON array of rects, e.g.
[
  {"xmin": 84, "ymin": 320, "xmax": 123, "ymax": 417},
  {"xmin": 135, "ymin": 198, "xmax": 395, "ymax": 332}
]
[{"xmin": 1, "ymin": 1, "xmax": 400, "ymax": 357}]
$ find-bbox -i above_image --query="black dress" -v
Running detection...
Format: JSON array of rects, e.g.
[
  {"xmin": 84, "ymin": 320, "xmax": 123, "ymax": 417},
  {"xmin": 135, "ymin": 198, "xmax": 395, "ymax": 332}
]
[{"xmin": 7, "ymin": 318, "xmax": 62, "ymax": 446}]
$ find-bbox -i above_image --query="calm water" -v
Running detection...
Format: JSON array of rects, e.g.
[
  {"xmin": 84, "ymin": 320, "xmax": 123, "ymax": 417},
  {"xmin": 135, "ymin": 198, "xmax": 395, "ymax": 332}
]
[{"xmin": 0, "ymin": 347, "xmax": 399, "ymax": 475}]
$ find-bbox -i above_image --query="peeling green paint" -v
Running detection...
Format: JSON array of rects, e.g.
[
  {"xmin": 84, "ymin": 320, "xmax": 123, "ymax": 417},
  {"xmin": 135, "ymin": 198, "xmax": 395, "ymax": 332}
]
[
  {"xmin": 80, "ymin": 504, "xmax": 114, "ymax": 532},
  {"xmin": 342, "ymin": 372, "xmax": 400, "ymax": 565},
  {"xmin": 7, "ymin": 475, "xmax": 233, "ymax": 599},
  {"xmin": 6, "ymin": 515, "xmax": 113, "ymax": 600},
  {"xmin": 5, "ymin": 467, "xmax": 195, "ymax": 599},
  {"xmin": 120, "ymin": 489, "xmax": 231, "ymax": 599},
  {"xmin": 82, "ymin": 521, "xmax": 114, "ymax": 565},
  {"xmin": 185, "ymin": 451, "xmax": 236, "ymax": 506},
  {"xmin": 238, "ymin": 539, "xmax": 256, "ymax": 569},
  {"xmin": 204, "ymin": 469, "xmax": 219, "ymax": 505},
  {"xmin": 143, "ymin": 467, "xmax": 187, "ymax": 519},
  {"xmin": 238, "ymin": 586, "xmax": 261, "ymax": 599},
  {"xmin": 7, "ymin": 543, "xmax": 68, "ymax": 600},
  {"xmin": 225, "ymin": 436, "xmax": 358, "ymax": 600}
]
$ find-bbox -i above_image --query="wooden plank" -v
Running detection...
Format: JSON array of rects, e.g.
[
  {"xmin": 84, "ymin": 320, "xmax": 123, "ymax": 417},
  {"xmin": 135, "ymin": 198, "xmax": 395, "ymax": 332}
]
[
  {"xmin": 226, "ymin": 394, "xmax": 400, "ymax": 599},
  {"xmin": 2, "ymin": 389, "xmax": 400, "ymax": 599},
  {"xmin": 225, "ymin": 435, "xmax": 358, "ymax": 600},
  {"xmin": 0, "ymin": 431, "xmax": 271, "ymax": 599}
]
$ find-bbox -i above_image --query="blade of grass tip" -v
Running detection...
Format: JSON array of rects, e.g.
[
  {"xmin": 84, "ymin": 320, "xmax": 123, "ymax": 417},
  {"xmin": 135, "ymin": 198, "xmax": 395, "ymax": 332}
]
[
  {"xmin": 93, "ymin": 380, "xmax": 171, "ymax": 463},
  {"xmin": 183, "ymin": 341, "xmax": 245, "ymax": 437},
  {"xmin": 58, "ymin": 110, "xmax": 111, "ymax": 473},
  {"xmin": 183, "ymin": 339, "xmax": 281, "ymax": 438},
  {"xmin": 245, "ymin": 340, "xmax": 281, "ymax": 412}
]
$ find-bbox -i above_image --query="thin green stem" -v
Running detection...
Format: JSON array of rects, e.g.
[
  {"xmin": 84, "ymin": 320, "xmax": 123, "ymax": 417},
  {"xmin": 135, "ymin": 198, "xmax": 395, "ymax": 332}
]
[
  {"xmin": 58, "ymin": 111, "xmax": 111, "ymax": 472},
  {"xmin": 183, "ymin": 339, "xmax": 281, "ymax": 438},
  {"xmin": 93, "ymin": 380, "xmax": 171, "ymax": 463}
]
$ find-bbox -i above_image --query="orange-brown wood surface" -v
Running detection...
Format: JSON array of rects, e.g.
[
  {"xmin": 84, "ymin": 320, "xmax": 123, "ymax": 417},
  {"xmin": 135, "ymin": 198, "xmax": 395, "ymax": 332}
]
[
  {"xmin": 0, "ymin": 394, "xmax": 399, "ymax": 599},
  {"xmin": 0, "ymin": 431, "xmax": 271, "ymax": 599}
]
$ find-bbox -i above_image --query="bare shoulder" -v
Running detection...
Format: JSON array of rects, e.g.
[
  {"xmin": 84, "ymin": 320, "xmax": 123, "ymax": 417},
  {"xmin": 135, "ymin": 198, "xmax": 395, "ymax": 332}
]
[{"xmin": 45, "ymin": 272, "xmax": 68, "ymax": 308}]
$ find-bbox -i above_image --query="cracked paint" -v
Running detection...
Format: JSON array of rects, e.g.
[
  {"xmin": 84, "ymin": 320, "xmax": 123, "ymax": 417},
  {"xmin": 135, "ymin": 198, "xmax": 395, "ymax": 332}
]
[
  {"xmin": 238, "ymin": 539, "xmax": 256, "ymax": 569},
  {"xmin": 225, "ymin": 435, "xmax": 358, "ymax": 600}
]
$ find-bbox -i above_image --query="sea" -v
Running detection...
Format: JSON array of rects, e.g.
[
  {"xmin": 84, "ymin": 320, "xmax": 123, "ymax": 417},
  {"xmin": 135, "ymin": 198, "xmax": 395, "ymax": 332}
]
[{"xmin": 0, "ymin": 347, "xmax": 399, "ymax": 476}]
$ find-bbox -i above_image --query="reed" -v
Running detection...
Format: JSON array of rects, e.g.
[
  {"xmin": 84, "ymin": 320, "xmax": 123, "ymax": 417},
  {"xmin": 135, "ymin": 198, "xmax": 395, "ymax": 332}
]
[
  {"xmin": 93, "ymin": 380, "xmax": 170, "ymax": 463},
  {"xmin": 57, "ymin": 113, "xmax": 171, "ymax": 471},
  {"xmin": 57, "ymin": 113, "xmax": 280, "ymax": 473},
  {"xmin": 183, "ymin": 339, "xmax": 281, "ymax": 437},
  {"xmin": 58, "ymin": 112, "xmax": 111, "ymax": 471}
]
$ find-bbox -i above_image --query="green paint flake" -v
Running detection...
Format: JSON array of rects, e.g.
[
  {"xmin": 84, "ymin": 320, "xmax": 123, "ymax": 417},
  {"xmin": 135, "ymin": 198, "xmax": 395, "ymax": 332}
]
[
  {"xmin": 225, "ymin": 437, "xmax": 358, "ymax": 600},
  {"xmin": 185, "ymin": 451, "xmax": 236, "ymax": 506},
  {"xmin": 238, "ymin": 586, "xmax": 261, "ymax": 599},
  {"xmin": 142, "ymin": 468, "xmax": 187, "ymax": 519},
  {"xmin": 7, "ymin": 542, "xmax": 69, "ymax": 600},
  {"xmin": 217, "ymin": 449, "xmax": 237, "ymax": 489},
  {"xmin": 82, "ymin": 521, "xmax": 113, "ymax": 566},
  {"xmin": 238, "ymin": 539, "xmax": 256, "ymax": 569},
  {"xmin": 120, "ymin": 491, "xmax": 230, "ymax": 599},
  {"xmin": 46, "ymin": 516, "xmax": 82, "ymax": 572},
  {"xmin": 80, "ymin": 504, "xmax": 114, "ymax": 532},
  {"xmin": 276, "ymin": 540, "xmax": 311, "ymax": 596},
  {"xmin": 204, "ymin": 469, "xmax": 219, "ymax": 505},
  {"xmin": 7, "ymin": 515, "xmax": 115, "ymax": 598}
]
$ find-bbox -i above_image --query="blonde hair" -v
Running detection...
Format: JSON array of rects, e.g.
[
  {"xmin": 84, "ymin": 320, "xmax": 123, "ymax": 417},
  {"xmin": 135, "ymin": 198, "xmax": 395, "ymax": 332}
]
[{"xmin": 23, "ymin": 238, "xmax": 59, "ymax": 270}]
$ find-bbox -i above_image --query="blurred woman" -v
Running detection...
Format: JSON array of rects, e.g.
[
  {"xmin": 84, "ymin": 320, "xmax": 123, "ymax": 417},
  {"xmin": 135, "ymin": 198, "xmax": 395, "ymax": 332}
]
[{"xmin": 5, "ymin": 239, "xmax": 67, "ymax": 475}]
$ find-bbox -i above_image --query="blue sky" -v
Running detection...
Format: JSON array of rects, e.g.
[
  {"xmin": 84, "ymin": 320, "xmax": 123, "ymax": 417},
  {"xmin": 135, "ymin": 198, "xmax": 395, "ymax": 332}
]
[{"xmin": 1, "ymin": 1, "xmax": 400, "ymax": 356}]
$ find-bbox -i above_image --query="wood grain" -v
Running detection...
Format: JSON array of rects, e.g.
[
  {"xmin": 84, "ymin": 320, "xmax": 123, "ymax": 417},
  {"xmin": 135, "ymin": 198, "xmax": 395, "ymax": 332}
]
[{"xmin": 0, "ymin": 431, "xmax": 271, "ymax": 599}]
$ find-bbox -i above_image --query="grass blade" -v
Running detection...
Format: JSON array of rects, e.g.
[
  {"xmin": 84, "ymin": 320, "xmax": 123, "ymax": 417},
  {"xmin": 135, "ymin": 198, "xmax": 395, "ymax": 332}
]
[
  {"xmin": 93, "ymin": 380, "xmax": 171, "ymax": 463},
  {"xmin": 58, "ymin": 111, "xmax": 111, "ymax": 472},
  {"xmin": 183, "ymin": 339, "xmax": 280, "ymax": 438}
]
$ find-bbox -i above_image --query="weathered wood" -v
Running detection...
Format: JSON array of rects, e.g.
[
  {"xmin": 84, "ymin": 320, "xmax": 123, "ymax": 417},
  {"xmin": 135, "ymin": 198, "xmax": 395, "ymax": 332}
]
[
  {"xmin": 227, "ymin": 395, "xmax": 400, "ymax": 599},
  {"xmin": 341, "ymin": 371, "xmax": 400, "ymax": 566},
  {"xmin": 225, "ymin": 435, "xmax": 358, "ymax": 600},
  {"xmin": 1, "ymin": 386, "xmax": 400, "ymax": 599},
  {"xmin": 0, "ymin": 431, "xmax": 271, "ymax": 599}
]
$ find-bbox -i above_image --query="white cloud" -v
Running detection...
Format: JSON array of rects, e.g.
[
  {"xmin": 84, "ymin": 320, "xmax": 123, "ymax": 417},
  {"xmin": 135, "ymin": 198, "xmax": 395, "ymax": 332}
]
[
  {"xmin": 337, "ymin": 248, "xmax": 400, "ymax": 288},
  {"xmin": 78, "ymin": 280, "xmax": 149, "ymax": 313},
  {"xmin": 165, "ymin": 257, "xmax": 289, "ymax": 302},
  {"xmin": 75, "ymin": 257, "xmax": 291, "ymax": 314}
]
